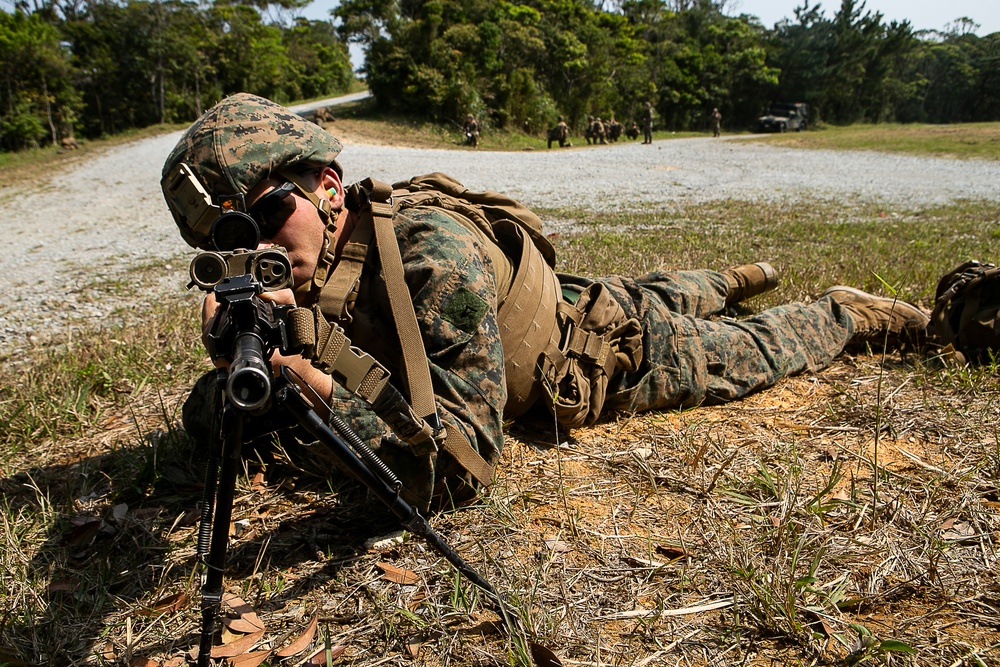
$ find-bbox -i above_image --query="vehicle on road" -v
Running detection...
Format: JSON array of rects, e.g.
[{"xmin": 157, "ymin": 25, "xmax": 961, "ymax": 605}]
[{"xmin": 755, "ymin": 102, "xmax": 809, "ymax": 133}]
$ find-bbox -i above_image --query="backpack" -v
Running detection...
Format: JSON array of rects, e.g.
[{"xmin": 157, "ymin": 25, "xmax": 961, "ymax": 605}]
[{"xmin": 930, "ymin": 260, "xmax": 1000, "ymax": 365}]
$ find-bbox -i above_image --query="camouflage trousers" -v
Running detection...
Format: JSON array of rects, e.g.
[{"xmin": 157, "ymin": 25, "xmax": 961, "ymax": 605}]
[{"xmin": 560, "ymin": 269, "xmax": 853, "ymax": 413}]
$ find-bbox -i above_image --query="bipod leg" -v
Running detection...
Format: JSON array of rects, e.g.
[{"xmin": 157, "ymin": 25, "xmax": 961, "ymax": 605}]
[
  {"xmin": 197, "ymin": 399, "xmax": 245, "ymax": 667},
  {"xmin": 273, "ymin": 379, "xmax": 531, "ymax": 641}
]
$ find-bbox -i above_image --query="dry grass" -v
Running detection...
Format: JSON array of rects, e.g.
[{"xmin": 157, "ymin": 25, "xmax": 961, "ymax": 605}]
[{"xmin": 1, "ymin": 131, "xmax": 999, "ymax": 665}]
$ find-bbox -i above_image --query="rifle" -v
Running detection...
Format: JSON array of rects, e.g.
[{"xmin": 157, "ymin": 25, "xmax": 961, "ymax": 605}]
[{"xmin": 188, "ymin": 236, "xmax": 521, "ymax": 665}]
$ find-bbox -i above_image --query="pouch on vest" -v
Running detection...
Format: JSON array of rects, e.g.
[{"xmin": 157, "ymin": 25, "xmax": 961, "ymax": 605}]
[
  {"xmin": 930, "ymin": 260, "xmax": 1000, "ymax": 365},
  {"xmin": 540, "ymin": 283, "xmax": 643, "ymax": 428}
]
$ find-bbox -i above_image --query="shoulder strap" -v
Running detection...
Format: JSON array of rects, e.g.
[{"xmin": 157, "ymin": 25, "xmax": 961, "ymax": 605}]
[{"xmin": 350, "ymin": 177, "xmax": 495, "ymax": 488}]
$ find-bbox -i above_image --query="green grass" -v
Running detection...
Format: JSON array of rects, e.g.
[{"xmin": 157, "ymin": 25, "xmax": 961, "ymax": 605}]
[{"xmin": 755, "ymin": 121, "xmax": 1000, "ymax": 160}]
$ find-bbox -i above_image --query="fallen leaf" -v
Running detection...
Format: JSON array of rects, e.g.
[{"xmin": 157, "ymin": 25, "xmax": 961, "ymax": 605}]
[
  {"xmin": 655, "ymin": 545, "xmax": 690, "ymax": 560},
  {"xmin": 63, "ymin": 518, "xmax": 103, "ymax": 547},
  {"xmin": 377, "ymin": 562, "xmax": 420, "ymax": 585},
  {"xmin": 222, "ymin": 594, "xmax": 265, "ymax": 633},
  {"xmin": 113, "ymin": 503, "xmax": 129, "ymax": 522},
  {"xmin": 210, "ymin": 630, "xmax": 264, "ymax": 659},
  {"xmin": 251, "ymin": 471, "xmax": 266, "ymax": 492},
  {"xmin": 530, "ymin": 641, "xmax": 562, "ymax": 667},
  {"xmin": 227, "ymin": 650, "xmax": 272, "ymax": 667},
  {"xmin": 276, "ymin": 613, "xmax": 318, "ymax": 657},
  {"xmin": 140, "ymin": 593, "xmax": 188, "ymax": 616},
  {"xmin": 130, "ymin": 658, "xmax": 158, "ymax": 667},
  {"xmin": 404, "ymin": 637, "xmax": 423, "ymax": 657},
  {"xmin": 543, "ymin": 539, "xmax": 570, "ymax": 553},
  {"xmin": 304, "ymin": 644, "xmax": 346, "ymax": 665},
  {"xmin": 47, "ymin": 578, "xmax": 79, "ymax": 593},
  {"xmin": 621, "ymin": 555, "xmax": 666, "ymax": 569}
]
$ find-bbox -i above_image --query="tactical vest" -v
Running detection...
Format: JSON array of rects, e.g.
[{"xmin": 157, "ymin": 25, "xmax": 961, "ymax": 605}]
[
  {"xmin": 307, "ymin": 173, "xmax": 643, "ymax": 488},
  {"xmin": 316, "ymin": 172, "xmax": 563, "ymax": 421}
]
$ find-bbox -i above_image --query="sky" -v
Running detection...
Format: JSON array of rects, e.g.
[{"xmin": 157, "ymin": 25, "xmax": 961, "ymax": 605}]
[
  {"xmin": 728, "ymin": 0, "xmax": 999, "ymax": 34},
  {"xmin": 300, "ymin": 0, "xmax": 1000, "ymax": 36}
]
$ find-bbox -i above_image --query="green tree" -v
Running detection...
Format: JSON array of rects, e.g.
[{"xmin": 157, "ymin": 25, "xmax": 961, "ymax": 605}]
[{"xmin": 0, "ymin": 9, "xmax": 80, "ymax": 149}]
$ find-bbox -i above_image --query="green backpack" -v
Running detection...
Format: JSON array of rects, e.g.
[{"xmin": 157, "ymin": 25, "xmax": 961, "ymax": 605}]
[{"xmin": 930, "ymin": 260, "xmax": 1000, "ymax": 364}]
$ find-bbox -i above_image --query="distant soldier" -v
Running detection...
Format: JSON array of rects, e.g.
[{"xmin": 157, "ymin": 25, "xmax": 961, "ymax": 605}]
[
  {"xmin": 710, "ymin": 108, "xmax": 722, "ymax": 137},
  {"xmin": 594, "ymin": 117, "xmax": 607, "ymax": 144},
  {"xmin": 584, "ymin": 116, "xmax": 596, "ymax": 145},
  {"xmin": 463, "ymin": 114, "xmax": 480, "ymax": 147},
  {"xmin": 313, "ymin": 106, "xmax": 333, "ymax": 127},
  {"xmin": 606, "ymin": 116, "xmax": 623, "ymax": 142},
  {"xmin": 547, "ymin": 116, "xmax": 570, "ymax": 149},
  {"xmin": 625, "ymin": 122, "xmax": 640, "ymax": 141},
  {"xmin": 641, "ymin": 101, "xmax": 654, "ymax": 144}
]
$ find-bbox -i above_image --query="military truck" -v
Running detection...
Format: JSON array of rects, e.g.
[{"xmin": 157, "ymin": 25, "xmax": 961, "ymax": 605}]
[{"xmin": 755, "ymin": 102, "xmax": 809, "ymax": 133}]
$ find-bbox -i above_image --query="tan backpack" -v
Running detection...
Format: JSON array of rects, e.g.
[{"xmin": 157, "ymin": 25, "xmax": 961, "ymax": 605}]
[{"xmin": 315, "ymin": 173, "xmax": 643, "ymax": 488}]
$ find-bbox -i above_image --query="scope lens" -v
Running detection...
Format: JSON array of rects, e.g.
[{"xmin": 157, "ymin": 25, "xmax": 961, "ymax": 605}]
[
  {"xmin": 189, "ymin": 252, "xmax": 228, "ymax": 289},
  {"xmin": 211, "ymin": 212, "xmax": 260, "ymax": 251}
]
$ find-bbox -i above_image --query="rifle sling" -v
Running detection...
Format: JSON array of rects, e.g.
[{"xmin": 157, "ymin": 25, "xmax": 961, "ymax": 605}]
[{"xmin": 338, "ymin": 178, "xmax": 495, "ymax": 487}]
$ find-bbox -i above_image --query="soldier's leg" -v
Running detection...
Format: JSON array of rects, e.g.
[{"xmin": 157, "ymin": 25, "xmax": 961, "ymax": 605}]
[{"xmin": 603, "ymin": 281, "xmax": 852, "ymax": 413}]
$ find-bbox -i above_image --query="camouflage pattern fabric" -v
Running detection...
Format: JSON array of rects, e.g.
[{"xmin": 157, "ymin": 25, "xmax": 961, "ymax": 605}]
[
  {"xmin": 161, "ymin": 93, "xmax": 343, "ymax": 249},
  {"xmin": 559, "ymin": 270, "xmax": 853, "ymax": 412}
]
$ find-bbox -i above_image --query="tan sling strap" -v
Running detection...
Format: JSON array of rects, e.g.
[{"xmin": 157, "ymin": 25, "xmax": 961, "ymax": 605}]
[
  {"xmin": 285, "ymin": 304, "xmax": 438, "ymax": 454},
  {"xmin": 352, "ymin": 178, "xmax": 495, "ymax": 487},
  {"xmin": 314, "ymin": 208, "xmax": 374, "ymax": 322}
]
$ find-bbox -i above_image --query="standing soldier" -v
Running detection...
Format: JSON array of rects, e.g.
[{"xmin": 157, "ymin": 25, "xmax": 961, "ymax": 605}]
[
  {"xmin": 641, "ymin": 101, "xmax": 654, "ymax": 144},
  {"xmin": 710, "ymin": 108, "xmax": 722, "ymax": 137}
]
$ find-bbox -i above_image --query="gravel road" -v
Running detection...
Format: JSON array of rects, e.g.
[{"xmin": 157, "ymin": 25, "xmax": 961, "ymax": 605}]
[{"xmin": 4, "ymin": 98, "xmax": 1000, "ymax": 352}]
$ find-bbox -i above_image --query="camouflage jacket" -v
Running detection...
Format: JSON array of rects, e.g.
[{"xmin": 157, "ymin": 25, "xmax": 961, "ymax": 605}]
[{"xmin": 323, "ymin": 205, "xmax": 507, "ymax": 507}]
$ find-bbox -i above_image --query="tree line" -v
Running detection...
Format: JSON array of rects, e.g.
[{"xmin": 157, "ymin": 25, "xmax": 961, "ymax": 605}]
[
  {"xmin": 0, "ymin": 0, "xmax": 353, "ymax": 151},
  {"xmin": 2, "ymin": 0, "xmax": 998, "ymax": 153}
]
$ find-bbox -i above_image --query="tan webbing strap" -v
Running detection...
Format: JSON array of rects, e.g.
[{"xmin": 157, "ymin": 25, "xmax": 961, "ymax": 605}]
[
  {"xmin": 286, "ymin": 305, "xmax": 392, "ymax": 403},
  {"xmin": 363, "ymin": 178, "xmax": 495, "ymax": 488},
  {"xmin": 364, "ymin": 179, "xmax": 436, "ymax": 422},
  {"xmin": 316, "ymin": 214, "xmax": 373, "ymax": 322}
]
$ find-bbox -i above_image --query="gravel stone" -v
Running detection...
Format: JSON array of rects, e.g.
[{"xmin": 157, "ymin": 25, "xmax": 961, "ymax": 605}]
[{"xmin": 4, "ymin": 104, "xmax": 1000, "ymax": 350}]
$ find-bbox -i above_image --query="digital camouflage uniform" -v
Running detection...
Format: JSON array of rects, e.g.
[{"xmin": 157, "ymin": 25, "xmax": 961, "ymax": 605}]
[{"xmin": 165, "ymin": 93, "xmax": 855, "ymax": 508}]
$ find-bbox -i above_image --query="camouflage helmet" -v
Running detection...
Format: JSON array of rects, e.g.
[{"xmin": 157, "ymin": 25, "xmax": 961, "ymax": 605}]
[{"xmin": 161, "ymin": 92, "xmax": 343, "ymax": 249}]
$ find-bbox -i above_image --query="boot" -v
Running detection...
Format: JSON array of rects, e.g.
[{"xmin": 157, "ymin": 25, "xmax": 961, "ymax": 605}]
[
  {"xmin": 822, "ymin": 286, "xmax": 929, "ymax": 348},
  {"xmin": 722, "ymin": 262, "xmax": 779, "ymax": 305}
]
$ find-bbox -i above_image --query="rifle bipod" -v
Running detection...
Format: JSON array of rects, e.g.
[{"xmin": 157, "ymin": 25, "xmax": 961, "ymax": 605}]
[{"xmin": 194, "ymin": 368, "xmax": 530, "ymax": 666}]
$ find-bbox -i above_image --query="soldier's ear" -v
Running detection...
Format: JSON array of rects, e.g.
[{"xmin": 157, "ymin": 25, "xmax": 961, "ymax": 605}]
[{"xmin": 320, "ymin": 166, "xmax": 344, "ymax": 210}]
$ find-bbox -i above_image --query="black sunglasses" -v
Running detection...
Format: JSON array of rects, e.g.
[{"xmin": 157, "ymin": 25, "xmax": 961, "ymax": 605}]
[{"xmin": 247, "ymin": 181, "xmax": 299, "ymax": 239}]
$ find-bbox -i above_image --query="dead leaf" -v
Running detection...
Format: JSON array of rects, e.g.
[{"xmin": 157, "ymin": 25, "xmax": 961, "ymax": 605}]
[
  {"xmin": 404, "ymin": 637, "xmax": 423, "ymax": 657},
  {"xmin": 113, "ymin": 503, "xmax": 129, "ymax": 523},
  {"xmin": 530, "ymin": 641, "xmax": 562, "ymax": 667},
  {"xmin": 655, "ymin": 545, "xmax": 690, "ymax": 560},
  {"xmin": 304, "ymin": 644, "xmax": 346, "ymax": 665},
  {"xmin": 222, "ymin": 594, "xmax": 265, "ymax": 633},
  {"xmin": 47, "ymin": 578, "xmax": 79, "ymax": 593},
  {"xmin": 227, "ymin": 650, "xmax": 271, "ymax": 667},
  {"xmin": 63, "ymin": 518, "xmax": 103, "ymax": 547},
  {"xmin": 210, "ymin": 630, "xmax": 264, "ymax": 659},
  {"xmin": 940, "ymin": 520, "xmax": 977, "ymax": 543},
  {"xmin": 543, "ymin": 539, "xmax": 570, "ymax": 553},
  {"xmin": 130, "ymin": 658, "xmax": 158, "ymax": 667},
  {"xmin": 276, "ymin": 613, "xmax": 318, "ymax": 657},
  {"xmin": 621, "ymin": 555, "xmax": 666, "ymax": 569},
  {"xmin": 377, "ymin": 562, "xmax": 420, "ymax": 585},
  {"xmin": 250, "ymin": 471, "xmax": 266, "ymax": 492},
  {"xmin": 140, "ymin": 592, "xmax": 188, "ymax": 616}
]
